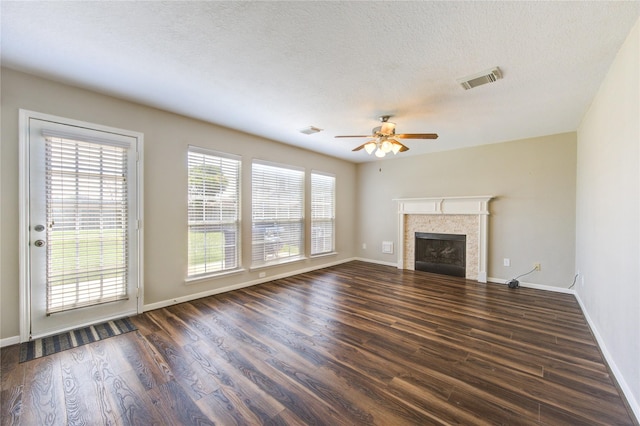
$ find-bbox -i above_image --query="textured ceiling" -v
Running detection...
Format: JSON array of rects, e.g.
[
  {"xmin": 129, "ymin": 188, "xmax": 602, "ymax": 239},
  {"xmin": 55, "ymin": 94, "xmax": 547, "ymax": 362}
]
[{"xmin": 2, "ymin": 1, "xmax": 639, "ymax": 162}]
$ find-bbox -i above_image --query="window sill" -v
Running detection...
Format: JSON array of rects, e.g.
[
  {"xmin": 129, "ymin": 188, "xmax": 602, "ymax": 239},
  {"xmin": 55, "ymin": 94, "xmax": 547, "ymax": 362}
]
[
  {"xmin": 185, "ymin": 268, "xmax": 246, "ymax": 285},
  {"xmin": 250, "ymin": 256, "xmax": 308, "ymax": 272},
  {"xmin": 310, "ymin": 251, "xmax": 338, "ymax": 259}
]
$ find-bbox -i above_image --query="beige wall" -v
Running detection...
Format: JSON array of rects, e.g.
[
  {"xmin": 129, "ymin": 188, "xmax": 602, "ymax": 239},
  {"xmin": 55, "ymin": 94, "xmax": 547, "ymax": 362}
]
[
  {"xmin": 0, "ymin": 68, "xmax": 357, "ymax": 340},
  {"xmin": 356, "ymin": 133, "xmax": 577, "ymax": 287},
  {"xmin": 576, "ymin": 18, "xmax": 639, "ymax": 415}
]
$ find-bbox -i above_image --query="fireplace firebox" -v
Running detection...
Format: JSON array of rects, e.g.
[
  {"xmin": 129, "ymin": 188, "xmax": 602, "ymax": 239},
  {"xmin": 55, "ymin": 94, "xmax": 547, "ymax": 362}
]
[{"xmin": 415, "ymin": 232, "xmax": 466, "ymax": 277}]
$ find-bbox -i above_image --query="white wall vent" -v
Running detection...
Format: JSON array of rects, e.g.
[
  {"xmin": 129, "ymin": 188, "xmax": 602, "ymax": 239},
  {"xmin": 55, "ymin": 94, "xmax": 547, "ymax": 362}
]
[{"xmin": 457, "ymin": 67, "xmax": 502, "ymax": 90}]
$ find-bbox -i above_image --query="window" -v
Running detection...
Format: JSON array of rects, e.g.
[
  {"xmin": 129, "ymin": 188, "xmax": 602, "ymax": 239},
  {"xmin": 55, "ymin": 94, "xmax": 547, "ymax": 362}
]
[
  {"xmin": 188, "ymin": 147, "xmax": 240, "ymax": 277},
  {"xmin": 252, "ymin": 161, "xmax": 304, "ymax": 267},
  {"xmin": 311, "ymin": 172, "xmax": 336, "ymax": 255}
]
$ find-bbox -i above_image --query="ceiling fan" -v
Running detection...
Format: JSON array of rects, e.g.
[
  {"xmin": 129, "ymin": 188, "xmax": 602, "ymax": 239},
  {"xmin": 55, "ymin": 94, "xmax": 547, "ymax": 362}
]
[{"xmin": 335, "ymin": 115, "xmax": 438, "ymax": 157}]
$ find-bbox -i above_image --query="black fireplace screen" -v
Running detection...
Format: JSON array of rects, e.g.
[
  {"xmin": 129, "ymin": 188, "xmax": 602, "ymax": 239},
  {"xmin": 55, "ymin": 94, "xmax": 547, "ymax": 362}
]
[{"xmin": 415, "ymin": 232, "xmax": 466, "ymax": 277}]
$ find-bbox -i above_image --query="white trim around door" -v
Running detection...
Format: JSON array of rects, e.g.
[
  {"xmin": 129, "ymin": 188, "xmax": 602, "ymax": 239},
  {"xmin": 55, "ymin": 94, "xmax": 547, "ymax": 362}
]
[{"xmin": 19, "ymin": 110, "xmax": 144, "ymax": 341}]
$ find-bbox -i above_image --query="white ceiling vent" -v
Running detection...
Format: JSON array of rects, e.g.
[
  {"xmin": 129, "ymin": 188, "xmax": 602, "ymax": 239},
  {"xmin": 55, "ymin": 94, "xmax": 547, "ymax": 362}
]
[
  {"xmin": 457, "ymin": 67, "xmax": 502, "ymax": 90},
  {"xmin": 300, "ymin": 126, "xmax": 323, "ymax": 135}
]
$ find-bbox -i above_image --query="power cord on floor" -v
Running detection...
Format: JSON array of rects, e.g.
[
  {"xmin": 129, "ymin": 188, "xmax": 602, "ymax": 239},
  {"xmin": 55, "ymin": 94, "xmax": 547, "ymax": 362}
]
[{"xmin": 506, "ymin": 266, "xmax": 538, "ymax": 289}]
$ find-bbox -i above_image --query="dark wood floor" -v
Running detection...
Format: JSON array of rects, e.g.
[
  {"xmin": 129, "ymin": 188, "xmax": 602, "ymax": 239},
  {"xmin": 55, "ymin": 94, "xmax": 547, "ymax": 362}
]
[{"xmin": 1, "ymin": 261, "xmax": 636, "ymax": 425}]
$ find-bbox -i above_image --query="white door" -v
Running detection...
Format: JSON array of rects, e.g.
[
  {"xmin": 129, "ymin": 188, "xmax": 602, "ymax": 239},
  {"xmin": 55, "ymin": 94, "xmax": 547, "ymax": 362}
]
[{"xmin": 24, "ymin": 112, "xmax": 142, "ymax": 339}]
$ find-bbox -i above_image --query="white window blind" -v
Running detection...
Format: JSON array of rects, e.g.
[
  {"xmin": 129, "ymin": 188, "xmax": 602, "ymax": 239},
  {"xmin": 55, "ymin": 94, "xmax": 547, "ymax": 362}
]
[
  {"xmin": 311, "ymin": 172, "xmax": 335, "ymax": 255},
  {"xmin": 188, "ymin": 147, "xmax": 240, "ymax": 277},
  {"xmin": 252, "ymin": 161, "xmax": 304, "ymax": 267},
  {"xmin": 45, "ymin": 136, "xmax": 129, "ymax": 314}
]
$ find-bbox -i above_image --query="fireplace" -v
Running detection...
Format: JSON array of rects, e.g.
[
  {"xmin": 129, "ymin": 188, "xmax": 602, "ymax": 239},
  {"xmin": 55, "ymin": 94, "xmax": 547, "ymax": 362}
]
[
  {"xmin": 415, "ymin": 233, "xmax": 466, "ymax": 277},
  {"xmin": 395, "ymin": 196, "xmax": 493, "ymax": 283}
]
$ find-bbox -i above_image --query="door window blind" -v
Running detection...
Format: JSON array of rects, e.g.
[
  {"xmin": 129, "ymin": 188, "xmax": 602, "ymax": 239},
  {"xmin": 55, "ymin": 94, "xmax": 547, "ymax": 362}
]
[
  {"xmin": 311, "ymin": 172, "xmax": 335, "ymax": 255},
  {"xmin": 45, "ymin": 136, "xmax": 129, "ymax": 314},
  {"xmin": 188, "ymin": 147, "xmax": 241, "ymax": 277},
  {"xmin": 252, "ymin": 161, "xmax": 304, "ymax": 267}
]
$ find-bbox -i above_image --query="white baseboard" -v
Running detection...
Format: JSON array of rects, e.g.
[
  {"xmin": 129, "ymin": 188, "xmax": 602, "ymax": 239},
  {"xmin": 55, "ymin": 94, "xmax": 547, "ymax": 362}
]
[
  {"xmin": 574, "ymin": 292, "xmax": 640, "ymax": 423},
  {"xmin": 143, "ymin": 257, "xmax": 357, "ymax": 312},
  {"xmin": 1, "ymin": 335, "xmax": 20, "ymax": 348},
  {"xmin": 487, "ymin": 276, "xmax": 576, "ymax": 294},
  {"xmin": 354, "ymin": 257, "xmax": 398, "ymax": 267}
]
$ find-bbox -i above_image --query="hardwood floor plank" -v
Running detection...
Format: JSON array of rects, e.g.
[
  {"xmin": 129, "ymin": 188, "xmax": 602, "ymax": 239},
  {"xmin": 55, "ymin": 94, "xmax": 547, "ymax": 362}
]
[
  {"xmin": 60, "ymin": 354, "xmax": 96, "ymax": 425},
  {"xmin": 394, "ymin": 319, "xmax": 546, "ymax": 378},
  {"xmin": 0, "ymin": 346, "xmax": 24, "ymax": 393},
  {"xmin": 468, "ymin": 327, "xmax": 609, "ymax": 373},
  {"xmin": 144, "ymin": 331, "xmax": 218, "ymax": 401},
  {"xmin": 111, "ymin": 368, "xmax": 168, "ymax": 425},
  {"xmin": 20, "ymin": 356, "xmax": 67, "ymax": 425},
  {"xmin": 0, "ymin": 386, "xmax": 22, "ymax": 426},
  {"xmin": 2, "ymin": 261, "xmax": 636, "ymax": 425},
  {"xmin": 195, "ymin": 388, "xmax": 267, "ymax": 426},
  {"xmin": 220, "ymin": 345, "xmax": 338, "ymax": 425},
  {"xmin": 0, "ymin": 345, "xmax": 24, "ymax": 426},
  {"xmin": 116, "ymin": 331, "xmax": 167, "ymax": 391},
  {"xmin": 386, "ymin": 375, "xmax": 496, "ymax": 425},
  {"xmin": 446, "ymin": 387, "xmax": 541, "ymax": 425},
  {"xmin": 239, "ymin": 295, "xmax": 409, "ymax": 385},
  {"xmin": 147, "ymin": 379, "xmax": 214, "ymax": 425},
  {"xmin": 228, "ymin": 310, "xmax": 380, "ymax": 424},
  {"xmin": 543, "ymin": 357, "xmax": 620, "ymax": 393},
  {"xmin": 184, "ymin": 339, "xmax": 286, "ymax": 420},
  {"xmin": 461, "ymin": 354, "xmax": 632, "ymax": 424}
]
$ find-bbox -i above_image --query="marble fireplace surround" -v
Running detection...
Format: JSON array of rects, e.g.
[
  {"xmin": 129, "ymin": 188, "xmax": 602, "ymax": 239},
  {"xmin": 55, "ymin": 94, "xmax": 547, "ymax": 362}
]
[{"xmin": 395, "ymin": 196, "xmax": 493, "ymax": 283}]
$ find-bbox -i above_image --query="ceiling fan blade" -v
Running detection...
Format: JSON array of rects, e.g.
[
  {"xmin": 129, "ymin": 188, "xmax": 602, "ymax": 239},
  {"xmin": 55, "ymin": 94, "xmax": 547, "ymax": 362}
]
[
  {"xmin": 352, "ymin": 143, "xmax": 368, "ymax": 151},
  {"xmin": 395, "ymin": 141, "xmax": 410, "ymax": 152},
  {"xmin": 395, "ymin": 133, "xmax": 439, "ymax": 139},
  {"xmin": 335, "ymin": 135, "xmax": 372, "ymax": 138}
]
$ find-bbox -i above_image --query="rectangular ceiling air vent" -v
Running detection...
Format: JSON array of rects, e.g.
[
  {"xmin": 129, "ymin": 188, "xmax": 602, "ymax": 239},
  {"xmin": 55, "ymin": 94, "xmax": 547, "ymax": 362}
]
[
  {"xmin": 300, "ymin": 126, "xmax": 323, "ymax": 135},
  {"xmin": 457, "ymin": 67, "xmax": 502, "ymax": 90}
]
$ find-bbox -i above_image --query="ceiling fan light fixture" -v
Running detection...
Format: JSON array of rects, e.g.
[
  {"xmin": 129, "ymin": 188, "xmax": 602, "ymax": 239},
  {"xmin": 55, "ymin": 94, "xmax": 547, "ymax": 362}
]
[
  {"xmin": 380, "ymin": 121, "xmax": 396, "ymax": 135},
  {"xmin": 337, "ymin": 115, "xmax": 438, "ymax": 156},
  {"xmin": 380, "ymin": 139, "xmax": 393, "ymax": 153},
  {"xmin": 391, "ymin": 142, "xmax": 402, "ymax": 155},
  {"xmin": 364, "ymin": 141, "xmax": 377, "ymax": 154}
]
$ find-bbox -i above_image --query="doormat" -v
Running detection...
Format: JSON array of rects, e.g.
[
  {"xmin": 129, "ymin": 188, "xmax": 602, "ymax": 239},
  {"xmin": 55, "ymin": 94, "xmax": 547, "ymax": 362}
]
[{"xmin": 19, "ymin": 317, "xmax": 137, "ymax": 363}]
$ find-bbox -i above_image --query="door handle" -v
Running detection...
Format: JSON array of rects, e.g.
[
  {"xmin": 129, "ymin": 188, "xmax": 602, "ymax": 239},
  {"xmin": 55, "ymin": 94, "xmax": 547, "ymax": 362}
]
[{"xmin": 34, "ymin": 240, "xmax": 46, "ymax": 248}]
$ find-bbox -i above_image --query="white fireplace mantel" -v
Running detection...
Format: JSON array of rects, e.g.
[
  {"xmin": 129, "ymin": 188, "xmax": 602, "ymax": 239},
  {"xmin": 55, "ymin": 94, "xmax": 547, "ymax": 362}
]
[{"xmin": 394, "ymin": 196, "xmax": 493, "ymax": 282}]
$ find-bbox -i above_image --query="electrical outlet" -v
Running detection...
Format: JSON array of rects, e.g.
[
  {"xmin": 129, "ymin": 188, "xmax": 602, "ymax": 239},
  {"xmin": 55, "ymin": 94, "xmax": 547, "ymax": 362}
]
[
  {"xmin": 503, "ymin": 258, "xmax": 510, "ymax": 267},
  {"xmin": 534, "ymin": 263, "xmax": 541, "ymax": 271}
]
